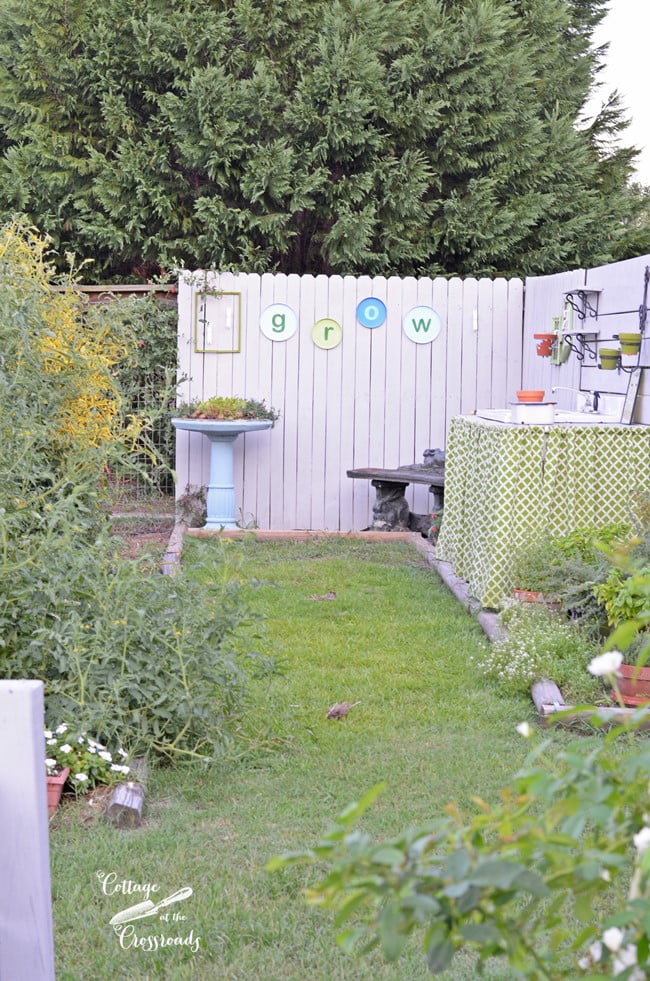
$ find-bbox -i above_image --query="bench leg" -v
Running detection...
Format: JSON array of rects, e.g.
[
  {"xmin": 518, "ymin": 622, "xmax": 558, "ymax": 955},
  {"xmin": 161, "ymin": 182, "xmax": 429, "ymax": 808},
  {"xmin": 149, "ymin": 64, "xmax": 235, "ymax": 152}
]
[{"xmin": 370, "ymin": 480, "xmax": 410, "ymax": 531}]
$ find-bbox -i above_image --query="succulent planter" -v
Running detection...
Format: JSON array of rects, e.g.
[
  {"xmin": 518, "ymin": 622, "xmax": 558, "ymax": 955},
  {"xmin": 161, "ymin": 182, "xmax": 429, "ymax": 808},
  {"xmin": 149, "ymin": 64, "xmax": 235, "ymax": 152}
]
[
  {"xmin": 618, "ymin": 332, "xmax": 642, "ymax": 356},
  {"xmin": 598, "ymin": 347, "xmax": 619, "ymax": 371},
  {"xmin": 615, "ymin": 664, "xmax": 650, "ymax": 707},
  {"xmin": 533, "ymin": 333, "xmax": 556, "ymax": 357},
  {"xmin": 46, "ymin": 766, "xmax": 69, "ymax": 816}
]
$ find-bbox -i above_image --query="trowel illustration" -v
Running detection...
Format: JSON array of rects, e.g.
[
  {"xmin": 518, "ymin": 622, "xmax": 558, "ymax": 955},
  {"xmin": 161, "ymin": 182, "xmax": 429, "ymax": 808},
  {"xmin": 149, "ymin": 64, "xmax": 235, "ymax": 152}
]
[{"xmin": 109, "ymin": 886, "xmax": 193, "ymax": 926}]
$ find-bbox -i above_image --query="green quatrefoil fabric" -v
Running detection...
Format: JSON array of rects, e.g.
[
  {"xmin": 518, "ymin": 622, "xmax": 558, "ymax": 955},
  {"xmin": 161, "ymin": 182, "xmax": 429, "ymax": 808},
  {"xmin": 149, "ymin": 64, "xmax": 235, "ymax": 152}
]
[{"xmin": 435, "ymin": 416, "xmax": 650, "ymax": 609}]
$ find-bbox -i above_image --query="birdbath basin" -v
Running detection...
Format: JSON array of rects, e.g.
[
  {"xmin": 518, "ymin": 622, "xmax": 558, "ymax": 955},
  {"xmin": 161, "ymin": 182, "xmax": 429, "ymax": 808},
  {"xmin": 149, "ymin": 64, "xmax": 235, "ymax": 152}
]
[{"xmin": 172, "ymin": 418, "xmax": 273, "ymax": 529}]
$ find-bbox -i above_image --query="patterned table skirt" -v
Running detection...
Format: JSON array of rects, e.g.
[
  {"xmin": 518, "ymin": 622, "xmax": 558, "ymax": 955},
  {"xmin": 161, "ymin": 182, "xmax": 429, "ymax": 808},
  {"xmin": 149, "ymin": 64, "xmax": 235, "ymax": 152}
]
[{"xmin": 436, "ymin": 416, "xmax": 650, "ymax": 608}]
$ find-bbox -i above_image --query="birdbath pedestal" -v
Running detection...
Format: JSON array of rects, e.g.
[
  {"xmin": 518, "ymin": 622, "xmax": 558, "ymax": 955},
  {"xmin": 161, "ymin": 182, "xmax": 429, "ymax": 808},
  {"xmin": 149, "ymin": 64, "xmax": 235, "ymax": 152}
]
[{"xmin": 172, "ymin": 418, "xmax": 273, "ymax": 529}]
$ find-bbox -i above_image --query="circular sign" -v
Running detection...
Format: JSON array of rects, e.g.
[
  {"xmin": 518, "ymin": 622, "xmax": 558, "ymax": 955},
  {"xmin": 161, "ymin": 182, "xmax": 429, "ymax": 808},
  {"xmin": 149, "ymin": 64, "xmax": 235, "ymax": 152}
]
[
  {"xmin": 260, "ymin": 303, "xmax": 297, "ymax": 341},
  {"xmin": 356, "ymin": 297, "xmax": 387, "ymax": 329},
  {"xmin": 403, "ymin": 306, "xmax": 442, "ymax": 344},
  {"xmin": 312, "ymin": 318, "xmax": 342, "ymax": 350}
]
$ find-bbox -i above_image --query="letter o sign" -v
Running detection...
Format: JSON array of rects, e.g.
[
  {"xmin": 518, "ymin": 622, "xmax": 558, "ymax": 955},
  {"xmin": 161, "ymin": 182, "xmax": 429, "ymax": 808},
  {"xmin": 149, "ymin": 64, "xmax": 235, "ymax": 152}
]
[
  {"xmin": 260, "ymin": 304, "xmax": 297, "ymax": 341},
  {"xmin": 356, "ymin": 297, "xmax": 387, "ymax": 329}
]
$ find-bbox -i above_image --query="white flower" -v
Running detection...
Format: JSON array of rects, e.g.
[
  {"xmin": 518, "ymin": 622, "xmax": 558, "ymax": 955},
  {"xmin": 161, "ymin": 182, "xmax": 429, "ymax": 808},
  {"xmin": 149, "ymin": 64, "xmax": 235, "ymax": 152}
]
[
  {"xmin": 600, "ymin": 869, "xmax": 611, "ymax": 882},
  {"xmin": 45, "ymin": 758, "xmax": 56, "ymax": 768},
  {"xmin": 77, "ymin": 736, "xmax": 85, "ymax": 745},
  {"xmin": 59, "ymin": 743, "xmax": 72, "ymax": 754},
  {"xmin": 588, "ymin": 650, "xmax": 623, "ymax": 677},
  {"xmin": 588, "ymin": 941, "xmax": 603, "ymax": 962},
  {"xmin": 603, "ymin": 927, "xmax": 624, "ymax": 952},
  {"xmin": 43, "ymin": 729, "xmax": 52, "ymax": 739},
  {"xmin": 88, "ymin": 745, "xmax": 97, "ymax": 754},
  {"xmin": 118, "ymin": 748, "xmax": 128, "ymax": 759},
  {"xmin": 73, "ymin": 773, "xmax": 88, "ymax": 782},
  {"xmin": 98, "ymin": 751, "xmax": 112, "ymax": 762},
  {"xmin": 110, "ymin": 764, "xmax": 130, "ymax": 774},
  {"xmin": 55, "ymin": 724, "xmax": 68, "ymax": 734},
  {"xmin": 612, "ymin": 944, "xmax": 639, "ymax": 976},
  {"xmin": 516, "ymin": 721, "xmax": 532, "ymax": 738},
  {"xmin": 47, "ymin": 738, "xmax": 56, "ymax": 746},
  {"xmin": 633, "ymin": 827, "xmax": 650, "ymax": 855}
]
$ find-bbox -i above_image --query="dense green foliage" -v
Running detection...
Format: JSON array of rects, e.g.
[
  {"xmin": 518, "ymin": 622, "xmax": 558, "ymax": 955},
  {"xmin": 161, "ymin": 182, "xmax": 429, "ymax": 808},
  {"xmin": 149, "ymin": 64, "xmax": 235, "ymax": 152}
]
[
  {"xmin": 0, "ymin": 0, "xmax": 639, "ymax": 280},
  {"xmin": 0, "ymin": 225, "xmax": 260, "ymax": 759}
]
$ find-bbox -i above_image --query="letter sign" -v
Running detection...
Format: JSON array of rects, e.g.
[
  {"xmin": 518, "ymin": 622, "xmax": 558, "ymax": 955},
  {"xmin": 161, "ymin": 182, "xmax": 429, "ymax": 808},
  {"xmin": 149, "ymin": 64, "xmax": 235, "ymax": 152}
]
[
  {"xmin": 260, "ymin": 304, "xmax": 297, "ymax": 341},
  {"xmin": 402, "ymin": 306, "xmax": 442, "ymax": 344},
  {"xmin": 312, "ymin": 318, "xmax": 342, "ymax": 350},
  {"xmin": 356, "ymin": 297, "xmax": 387, "ymax": 329}
]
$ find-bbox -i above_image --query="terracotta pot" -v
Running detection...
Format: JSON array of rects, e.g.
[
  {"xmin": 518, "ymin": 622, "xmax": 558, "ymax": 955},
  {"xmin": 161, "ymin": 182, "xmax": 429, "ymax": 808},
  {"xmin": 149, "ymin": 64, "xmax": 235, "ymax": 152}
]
[
  {"xmin": 516, "ymin": 390, "xmax": 545, "ymax": 403},
  {"xmin": 46, "ymin": 767, "xmax": 69, "ymax": 816},
  {"xmin": 615, "ymin": 664, "xmax": 650, "ymax": 707},
  {"xmin": 533, "ymin": 334, "xmax": 555, "ymax": 357},
  {"xmin": 513, "ymin": 589, "xmax": 560, "ymax": 612}
]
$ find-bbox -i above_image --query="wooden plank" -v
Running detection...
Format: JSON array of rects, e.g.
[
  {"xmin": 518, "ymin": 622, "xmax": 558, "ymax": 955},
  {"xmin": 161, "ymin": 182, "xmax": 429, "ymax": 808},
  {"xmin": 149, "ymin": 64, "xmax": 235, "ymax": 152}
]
[
  {"xmin": 324, "ymin": 275, "xmax": 345, "ymax": 530},
  {"xmin": 460, "ymin": 278, "xmax": 478, "ymax": 413},
  {"xmin": 412, "ymin": 276, "xmax": 435, "ymax": 514},
  {"xmin": 310, "ymin": 275, "xmax": 330, "ymax": 529},
  {"xmin": 531, "ymin": 679, "xmax": 566, "ymax": 714},
  {"xmin": 281, "ymin": 273, "xmax": 302, "ymax": 528},
  {"xmin": 339, "ymin": 275, "xmax": 360, "ymax": 530},
  {"xmin": 0, "ymin": 681, "xmax": 55, "ymax": 980},
  {"xmin": 476, "ymin": 277, "xmax": 494, "ymax": 410},
  {"xmin": 490, "ymin": 277, "xmax": 509, "ymax": 404},
  {"xmin": 430, "ymin": 277, "xmax": 449, "ymax": 446},
  {"xmin": 352, "ymin": 275, "xmax": 373, "ymax": 529},
  {"xmin": 445, "ymin": 277, "xmax": 464, "ymax": 428},
  {"xmin": 398, "ymin": 276, "xmax": 419, "ymax": 512},
  {"xmin": 368, "ymin": 278, "xmax": 388, "ymax": 472},
  {"xmin": 295, "ymin": 275, "xmax": 316, "ymax": 528},
  {"xmin": 505, "ymin": 277, "xmax": 524, "ymax": 399},
  {"xmin": 264, "ymin": 273, "xmax": 288, "ymax": 529},
  {"xmin": 250, "ymin": 273, "xmax": 276, "ymax": 528},
  {"xmin": 383, "ymin": 275, "xmax": 403, "ymax": 467}
]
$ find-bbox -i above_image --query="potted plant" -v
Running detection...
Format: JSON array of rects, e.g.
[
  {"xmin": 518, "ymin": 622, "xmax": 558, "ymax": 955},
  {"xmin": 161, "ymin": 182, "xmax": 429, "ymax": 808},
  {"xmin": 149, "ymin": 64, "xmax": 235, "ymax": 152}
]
[
  {"xmin": 175, "ymin": 396, "xmax": 279, "ymax": 422},
  {"xmin": 533, "ymin": 333, "xmax": 556, "ymax": 357},
  {"xmin": 618, "ymin": 332, "xmax": 642, "ymax": 356},
  {"xmin": 45, "ymin": 724, "xmax": 131, "ymax": 813},
  {"xmin": 511, "ymin": 538, "xmax": 562, "ymax": 607},
  {"xmin": 593, "ymin": 565, "xmax": 650, "ymax": 705},
  {"xmin": 598, "ymin": 347, "xmax": 620, "ymax": 370}
]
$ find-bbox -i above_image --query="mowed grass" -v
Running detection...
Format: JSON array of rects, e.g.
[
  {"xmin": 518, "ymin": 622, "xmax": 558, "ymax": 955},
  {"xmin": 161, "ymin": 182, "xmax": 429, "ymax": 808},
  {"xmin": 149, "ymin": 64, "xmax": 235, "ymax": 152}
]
[{"xmin": 51, "ymin": 536, "xmax": 537, "ymax": 980}]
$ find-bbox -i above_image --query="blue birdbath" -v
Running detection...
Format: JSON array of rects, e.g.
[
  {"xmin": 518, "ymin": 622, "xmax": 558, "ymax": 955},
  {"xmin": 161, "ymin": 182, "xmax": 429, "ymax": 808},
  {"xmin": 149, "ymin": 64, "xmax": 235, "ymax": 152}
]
[{"xmin": 172, "ymin": 418, "xmax": 273, "ymax": 529}]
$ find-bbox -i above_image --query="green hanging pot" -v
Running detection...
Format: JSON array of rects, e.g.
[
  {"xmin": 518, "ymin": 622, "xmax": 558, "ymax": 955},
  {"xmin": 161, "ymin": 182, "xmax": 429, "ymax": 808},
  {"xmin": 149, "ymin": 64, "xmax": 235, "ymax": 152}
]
[
  {"xmin": 619, "ymin": 332, "xmax": 642, "ymax": 355},
  {"xmin": 599, "ymin": 347, "xmax": 620, "ymax": 371}
]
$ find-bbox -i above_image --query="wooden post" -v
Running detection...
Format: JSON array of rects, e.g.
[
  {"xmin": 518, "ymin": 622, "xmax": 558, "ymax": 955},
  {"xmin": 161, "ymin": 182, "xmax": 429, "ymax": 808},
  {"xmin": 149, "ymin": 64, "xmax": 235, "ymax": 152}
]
[{"xmin": 0, "ymin": 680, "xmax": 55, "ymax": 980}]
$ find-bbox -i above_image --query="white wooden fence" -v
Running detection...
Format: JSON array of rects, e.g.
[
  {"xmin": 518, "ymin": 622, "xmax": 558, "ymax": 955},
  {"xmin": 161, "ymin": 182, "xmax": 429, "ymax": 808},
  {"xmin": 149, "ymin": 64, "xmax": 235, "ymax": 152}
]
[{"xmin": 176, "ymin": 272, "xmax": 524, "ymax": 530}]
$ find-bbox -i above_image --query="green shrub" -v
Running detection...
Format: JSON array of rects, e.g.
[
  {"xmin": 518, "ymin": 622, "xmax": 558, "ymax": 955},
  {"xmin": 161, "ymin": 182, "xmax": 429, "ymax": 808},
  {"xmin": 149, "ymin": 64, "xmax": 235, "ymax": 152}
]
[{"xmin": 0, "ymin": 518, "xmax": 260, "ymax": 759}]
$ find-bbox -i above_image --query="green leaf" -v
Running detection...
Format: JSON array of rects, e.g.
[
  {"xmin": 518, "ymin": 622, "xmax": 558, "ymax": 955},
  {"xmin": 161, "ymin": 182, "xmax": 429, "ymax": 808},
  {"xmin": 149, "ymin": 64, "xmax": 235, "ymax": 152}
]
[
  {"xmin": 469, "ymin": 860, "xmax": 527, "ymax": 890},
  {"xmin": 336, "ymin": 927, "xmax": 367, "ymax": 954},
  {"xmin": 426, "ymin": 938, "xmax": 455, "ymax": 974},
  {"xmin": 371, "ymin": 846, "xmax": 405, "ymax": 866},
  {"xmin": 378, "ymin": 902, "xmax": 408, "ymax": 961},
  {"xmin": 459, "ymin": 922, "xmax": 501, "ymax": 945},
  {"xmin": 336, "ymin": 783, "xmax": 387, "ymax": 826},
  {"xmin": 265, "ymin": 849, "xmax": 315, "ymax": 871}
]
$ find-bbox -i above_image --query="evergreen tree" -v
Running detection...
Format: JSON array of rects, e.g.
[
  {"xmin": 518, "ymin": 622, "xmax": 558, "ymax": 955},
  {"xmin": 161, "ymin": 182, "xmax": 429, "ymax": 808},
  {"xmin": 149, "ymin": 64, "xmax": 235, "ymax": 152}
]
[{"xmin": 0, "ymin": 0, "xmax": 638, "ymax": 279}]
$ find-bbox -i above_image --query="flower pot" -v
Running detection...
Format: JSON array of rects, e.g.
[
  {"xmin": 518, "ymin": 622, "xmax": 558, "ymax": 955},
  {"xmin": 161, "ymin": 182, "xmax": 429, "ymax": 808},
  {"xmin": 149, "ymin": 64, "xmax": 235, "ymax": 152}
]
[
  {"xmin": 47, "ymin": 767, "xmax": 69, "ymax": 815},
  {"xmin": 516, "ymin": 390, "xmax": 545, "ymax": 403},
  {"xmin": 513, "ymin": 588, "xmax": 560, "ymax": 612},
  {"xmin": 533, "ymin": 333, "xmax": 555, "ymax": 357},
  {"xmin": 615, "ymin": 664, "xmax": 650, "ymax": 707},
  {"xmin": 598, "ymin": 347, "xmax": 619, "ymax": 371},
  {"xmin": 618, "ymin": 332, "xmax": 642, "ymax": 356}
]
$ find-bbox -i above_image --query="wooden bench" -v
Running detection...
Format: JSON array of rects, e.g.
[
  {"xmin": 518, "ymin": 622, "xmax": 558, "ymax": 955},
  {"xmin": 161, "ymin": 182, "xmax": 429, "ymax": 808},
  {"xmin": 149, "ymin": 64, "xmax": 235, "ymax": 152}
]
[{"xmin": 347, "ymin": 451, "xmax": 445, "ymax": 532}]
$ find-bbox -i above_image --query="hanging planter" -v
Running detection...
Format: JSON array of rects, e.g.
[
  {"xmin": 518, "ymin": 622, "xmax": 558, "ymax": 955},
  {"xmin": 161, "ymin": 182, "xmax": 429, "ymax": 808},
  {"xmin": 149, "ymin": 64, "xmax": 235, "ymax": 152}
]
[
  {"xmin": 618, "ymin": 332, "xmax": 642, "ymax": 356},
  {"xmin": 533, "ymin": 333, "xmax": 556, "ymax": 357},
  {"xmin": 598, "ymin": 347, "xmax": 620, "ymax": 371}
]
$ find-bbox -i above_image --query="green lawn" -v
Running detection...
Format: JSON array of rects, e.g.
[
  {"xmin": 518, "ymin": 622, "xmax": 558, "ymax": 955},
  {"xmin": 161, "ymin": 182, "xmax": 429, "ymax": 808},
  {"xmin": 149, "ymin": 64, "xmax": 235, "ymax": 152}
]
[{"xmin": 51, "ymin": 536, "xmax": 538, "ymax": 980}]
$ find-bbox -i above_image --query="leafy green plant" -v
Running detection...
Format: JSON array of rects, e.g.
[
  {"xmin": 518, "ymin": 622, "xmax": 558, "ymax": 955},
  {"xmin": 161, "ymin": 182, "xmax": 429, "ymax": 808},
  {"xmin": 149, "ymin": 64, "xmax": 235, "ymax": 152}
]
[
  {"xmin": 595, "ymin": 566, "xmax": 650, "ymax": 629},
  {"xmin": 477, "ymin": 603, "xmax": 599, "ymax": 702},
  {"xmin": 176, "ymin": 396, "xmax": 279, "ymax": 422},
  {"xmin": 45, "ymin": 724, "xmax": 130, "ymax": 790},
  {"xmin": 510, "ymin": 538, "xmax": 562, "ymax": 593}
]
